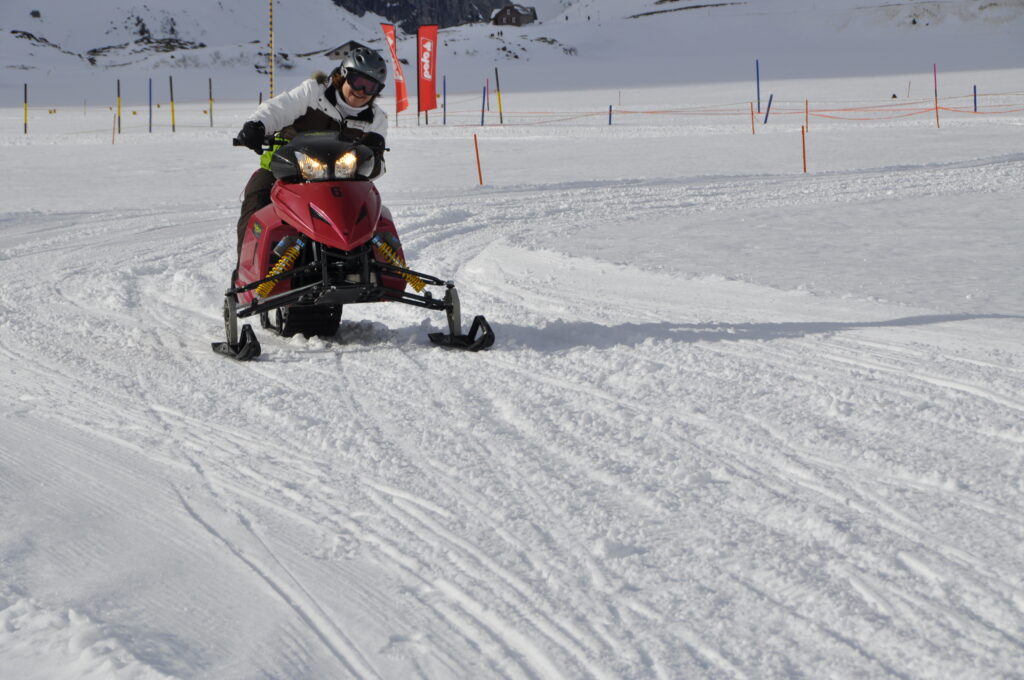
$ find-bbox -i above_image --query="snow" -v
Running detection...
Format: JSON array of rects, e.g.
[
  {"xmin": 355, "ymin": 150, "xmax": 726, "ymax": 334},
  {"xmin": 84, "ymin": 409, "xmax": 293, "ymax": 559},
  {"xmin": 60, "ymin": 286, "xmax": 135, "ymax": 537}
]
[{"xmin": 2, "ymin": 1, "xmax": 1024, "ymax": 678}]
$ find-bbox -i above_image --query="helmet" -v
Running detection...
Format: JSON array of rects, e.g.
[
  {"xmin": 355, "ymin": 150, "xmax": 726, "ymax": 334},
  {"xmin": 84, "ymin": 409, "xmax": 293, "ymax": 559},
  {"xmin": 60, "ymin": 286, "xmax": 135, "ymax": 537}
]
[{"xmin": 340, "ymin": 46, "xmax": 387, "ymax": 88}]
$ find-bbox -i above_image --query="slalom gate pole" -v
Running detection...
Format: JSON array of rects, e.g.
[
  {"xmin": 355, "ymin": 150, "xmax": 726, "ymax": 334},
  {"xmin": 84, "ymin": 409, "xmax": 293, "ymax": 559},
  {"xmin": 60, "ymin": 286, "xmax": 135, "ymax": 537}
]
[
  {"xmin": 481, "ymin": 86, "xmax": 486, "ymax": 125},
  {"xmin": 473, "ymin": 134, "xmax": 483, "ymax": 185},
  {"xmin": 750, "ymin": 102, "xmax": 755, "ymax": 135},
  {"xmin": 756, "ymin": 59, "xmax": 761, "ymax": 112},
  {"xmin": 148, "ymin": 78, "xmax": 152, "ymax": 133},
  {"xmin": 609, "ymin": 105, "xmax": 612, "ymax": 125},
  {"xmin": 112, "ymin": 113, "xmax": 116, "ymax": 144},
  {"xmin": 805, "ymin": 99, "xmax": 809, "ymax": 131},
  {"xmin": 801, "ymin": 125, "xmax": 807, "ymax": 173},
  {"xmin": 117, "ymin": 79, "xmax": 122, "ymax": 134},
  {"xmin": 763, "ymin": 94, "xmax": 773, "ymax": 124},
  {"xmin": 169, "ymin": 76, "xmax": 176, "ymax": 132},
  {"xmin": 486, "ymin": 78, "xmax": 490, "ymax": 110},
  {"xmin": 443, "ymin": 75, "xmax": 447, "ymax": 125},
  {"xmin": 23, "ymin": 84, "xmax": 27, "ymax": 134},
  {"xmin": 974, "ymin": 85, "xmax": 977, "ymax": 113},
  {"xmin": 933, "ymin": 63, "xmax": 940, "ymax": 128},
  {"xmin": 494, "ymin": 67, "xmax": 504, "ymax": 124},
  {"xmin": 209, "ymin": 78, "xmax": 214, "ymax": 127}
]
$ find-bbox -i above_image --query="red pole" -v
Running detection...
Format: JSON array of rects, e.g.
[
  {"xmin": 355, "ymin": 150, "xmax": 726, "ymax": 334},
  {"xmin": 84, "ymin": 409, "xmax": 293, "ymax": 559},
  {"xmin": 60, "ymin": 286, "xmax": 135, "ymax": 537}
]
[
  {"xmin": 473, "ymin": 134, "xmax": 483, "ymax": 185},
  {"xmin": 801, "ymin": 125, "xmax": 807, "ymax": 173}
]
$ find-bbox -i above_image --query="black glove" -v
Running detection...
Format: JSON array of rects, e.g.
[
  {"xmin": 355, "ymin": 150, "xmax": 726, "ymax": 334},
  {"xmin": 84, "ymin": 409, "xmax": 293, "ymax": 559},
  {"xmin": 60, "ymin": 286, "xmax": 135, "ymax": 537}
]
[
  {"xmin": 361, "ymin": 132, "xmax": 386, "ymax": 154},
  {"xmin": 235, "ymin": 120, "xmax": 265, "ymax": 154}
]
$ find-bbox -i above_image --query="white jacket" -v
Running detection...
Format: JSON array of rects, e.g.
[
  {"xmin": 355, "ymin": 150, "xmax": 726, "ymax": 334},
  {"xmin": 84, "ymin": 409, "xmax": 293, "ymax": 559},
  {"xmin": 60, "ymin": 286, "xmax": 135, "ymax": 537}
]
[{"xmin": 247, "ymin": 76, "xmax": 388, "ymax": 140}]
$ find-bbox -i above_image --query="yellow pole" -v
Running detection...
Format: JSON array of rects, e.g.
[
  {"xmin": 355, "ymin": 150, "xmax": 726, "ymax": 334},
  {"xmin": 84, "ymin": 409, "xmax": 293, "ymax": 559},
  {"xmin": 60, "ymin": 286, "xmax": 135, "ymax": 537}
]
[
  {"xmin": 23, "ymin": 84, "xmax": 28, "ymax": 134},
  {"xmin": 169, "ymin": 76, "xmax": 176, "ymax": 132}
]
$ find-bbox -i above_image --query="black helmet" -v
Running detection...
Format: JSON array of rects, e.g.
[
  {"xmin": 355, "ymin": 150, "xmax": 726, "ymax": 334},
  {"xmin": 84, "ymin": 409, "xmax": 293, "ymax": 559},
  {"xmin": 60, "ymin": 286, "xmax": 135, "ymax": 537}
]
[{"xmin": 340, "ymin": 46, "xmax": 387, "ymax": 88}]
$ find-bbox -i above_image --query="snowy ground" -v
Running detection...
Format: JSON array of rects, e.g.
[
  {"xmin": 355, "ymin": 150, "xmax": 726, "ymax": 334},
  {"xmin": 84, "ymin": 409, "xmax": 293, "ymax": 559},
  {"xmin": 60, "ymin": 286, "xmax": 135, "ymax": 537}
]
[{"xmin": 1, "ymin": 70, "xmax": 1023, "ymax": 678}]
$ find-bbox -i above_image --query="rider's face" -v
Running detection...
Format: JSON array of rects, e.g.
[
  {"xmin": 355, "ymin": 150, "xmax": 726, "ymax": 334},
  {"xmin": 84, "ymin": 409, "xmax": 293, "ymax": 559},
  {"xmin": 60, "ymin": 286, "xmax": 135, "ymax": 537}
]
[{"xmin": 341, "ymin": 79, "xmax": 372, "ymax": 107}]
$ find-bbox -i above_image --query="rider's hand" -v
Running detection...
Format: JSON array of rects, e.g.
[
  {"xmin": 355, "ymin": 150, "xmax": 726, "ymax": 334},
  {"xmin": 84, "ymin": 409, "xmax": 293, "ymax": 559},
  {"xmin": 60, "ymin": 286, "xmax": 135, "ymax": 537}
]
[{"xmin": 235, "ymin": 121, "xmax": 266, "ymax": 154}]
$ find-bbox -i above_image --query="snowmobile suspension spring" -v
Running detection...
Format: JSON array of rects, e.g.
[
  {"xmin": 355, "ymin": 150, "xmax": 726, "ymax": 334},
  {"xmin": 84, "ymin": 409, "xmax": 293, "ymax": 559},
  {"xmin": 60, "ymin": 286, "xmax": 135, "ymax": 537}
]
[
  {"xmin": 374, "ymin": 239, "xmax": 426, "ymax": 292},
  {"xmin": 255, "ymin": 239, "xmax": 304, "ymax": 298}
]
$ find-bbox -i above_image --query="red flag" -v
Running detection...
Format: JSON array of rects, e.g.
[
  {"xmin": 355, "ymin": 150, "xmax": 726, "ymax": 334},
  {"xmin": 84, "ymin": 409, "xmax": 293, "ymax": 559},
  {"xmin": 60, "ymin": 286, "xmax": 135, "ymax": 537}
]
[
  {"xmin": 380, "ymin": 23, "xmax": 408, "ymax": 114},
  {"xmin": 417, "ymin": 25, "xmax": 438, "ymax": 113}
]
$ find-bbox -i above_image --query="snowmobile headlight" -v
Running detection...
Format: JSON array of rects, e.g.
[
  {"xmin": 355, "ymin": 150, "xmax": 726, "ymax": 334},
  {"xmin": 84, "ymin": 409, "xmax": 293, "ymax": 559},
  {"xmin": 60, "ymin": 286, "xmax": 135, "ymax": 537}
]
[
  {"xmin": 334, "ymin": 151, "xmax": 358, "ymax": 179},
  {"xmin": 294, "ymin": 151, "xmax": 329, "ymax": 180}
]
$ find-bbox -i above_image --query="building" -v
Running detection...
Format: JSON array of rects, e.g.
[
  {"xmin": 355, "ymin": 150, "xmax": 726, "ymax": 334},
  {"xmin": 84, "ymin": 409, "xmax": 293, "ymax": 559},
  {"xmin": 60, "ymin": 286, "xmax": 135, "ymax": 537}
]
[{"xmin": 492, "ymin": 5, "xmax": 538, "ymax": 26}]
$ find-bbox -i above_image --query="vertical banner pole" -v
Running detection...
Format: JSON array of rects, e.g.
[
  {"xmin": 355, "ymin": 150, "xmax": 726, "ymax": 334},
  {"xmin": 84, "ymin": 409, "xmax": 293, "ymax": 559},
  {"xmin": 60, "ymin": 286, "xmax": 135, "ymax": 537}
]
[
  {"xmin": 23, "ymin": 84, "xmax": 28, "ymax": 134},
  {"xmin": 268, "ymin": 0, "xmax": 275, "ymax": 98},
  {"xmin": 801, "ymin": 125, "xmax": 807, "ymax": 174},
  {"xmin": 148, "ymin": 78, "xmax": 152, "ymax": 132},
  {"xmin": 473, "ymin": 134, "xmax": 483, "ymax": 185},
  {"xmin": 117, "ymin": 79, "xmax": 122, "ymax": 134},
  {"xmin": 209, "ymin": 78, "xmax": 214, "ymax": 127},
  {"xmin": 494, "ymin": 67, "xmax": 504, "ymax": 124},
  {"xmin": 169, "ymin": 76, "xmax": 176, "ymax": 132},
  {"xmin": 933, "ymin": 63, "xmax": 940, "ymax": 128},
  {"xmin": 762, "ymin": 94, "xmax": 773, "ymax": 124},
  {"xmin": 756, "ymin": 59, "xmax": 761, "ymax": 113}
]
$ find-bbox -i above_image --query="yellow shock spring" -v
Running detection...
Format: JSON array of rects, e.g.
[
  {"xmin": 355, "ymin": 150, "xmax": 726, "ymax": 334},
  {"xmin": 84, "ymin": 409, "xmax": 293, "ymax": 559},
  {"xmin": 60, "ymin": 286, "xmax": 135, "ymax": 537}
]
[
  {"xmin": 375, "ymin": 239, "xmax": 426, "ymax": 292},
  {"xmin": 255, "ymin": 243, "xmax": 301, "ymax": 298}
]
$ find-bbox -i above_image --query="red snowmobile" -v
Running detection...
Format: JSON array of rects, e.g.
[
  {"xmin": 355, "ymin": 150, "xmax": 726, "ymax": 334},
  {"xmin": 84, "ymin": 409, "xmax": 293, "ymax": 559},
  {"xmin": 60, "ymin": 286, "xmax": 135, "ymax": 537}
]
[{"xmin": 212, "ymin": 132, "xmax": 494, "ymax": 360}]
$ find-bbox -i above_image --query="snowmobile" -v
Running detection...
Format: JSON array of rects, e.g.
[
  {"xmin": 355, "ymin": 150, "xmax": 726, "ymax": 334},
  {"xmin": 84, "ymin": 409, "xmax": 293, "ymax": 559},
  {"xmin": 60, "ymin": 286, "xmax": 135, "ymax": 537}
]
[{"xmin": 212, "ymin": 132, "xmax": 494, "ymax": 360}]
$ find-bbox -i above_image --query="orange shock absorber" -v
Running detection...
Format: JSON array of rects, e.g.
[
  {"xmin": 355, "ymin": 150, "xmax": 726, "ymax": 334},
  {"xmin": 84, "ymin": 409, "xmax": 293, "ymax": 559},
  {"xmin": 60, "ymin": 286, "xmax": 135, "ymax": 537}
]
[
  {"xmin": 372, "ymin": 235, "xmax": 426, "ymax": 292},
  {"xmin": 255, "ymin": 238, "xmax": 304, "ymax": 298}
]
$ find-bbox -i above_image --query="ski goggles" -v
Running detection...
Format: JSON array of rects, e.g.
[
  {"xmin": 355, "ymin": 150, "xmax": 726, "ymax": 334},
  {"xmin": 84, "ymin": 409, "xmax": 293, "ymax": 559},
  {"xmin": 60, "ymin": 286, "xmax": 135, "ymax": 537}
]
[{"xmin": 346, "ymin": 72, "xmax": 383, "ymax": 96}]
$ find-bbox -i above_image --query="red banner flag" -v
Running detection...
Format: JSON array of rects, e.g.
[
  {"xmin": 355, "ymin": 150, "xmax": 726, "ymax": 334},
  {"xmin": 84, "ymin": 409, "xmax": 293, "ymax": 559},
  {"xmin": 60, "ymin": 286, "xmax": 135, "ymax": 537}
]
[
  {"xmin": 380, "ymin": 23, "xmax": 408, "ymax": 114},
  {"xmin": 417, "ymin": 25, "xmax": 438, "ymax": 113}
]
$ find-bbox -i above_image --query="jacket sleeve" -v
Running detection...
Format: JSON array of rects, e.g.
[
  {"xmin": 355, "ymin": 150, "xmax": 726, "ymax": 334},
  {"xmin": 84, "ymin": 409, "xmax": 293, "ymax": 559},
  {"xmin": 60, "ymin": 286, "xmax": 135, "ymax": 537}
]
[{"xmin": 246, "ymin": 79, "xmax": 318, "ymax": 134}]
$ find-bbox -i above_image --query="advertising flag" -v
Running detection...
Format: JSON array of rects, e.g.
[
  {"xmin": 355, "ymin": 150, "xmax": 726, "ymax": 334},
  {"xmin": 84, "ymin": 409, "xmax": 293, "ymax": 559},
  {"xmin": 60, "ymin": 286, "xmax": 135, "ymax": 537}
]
[
  {"xmin": 380, "ymin": 23, "xmax": 408, "ymax": 114},
  {"xmin": 417, "ymin": 25, "xmax": 438, "ymax": 113}
]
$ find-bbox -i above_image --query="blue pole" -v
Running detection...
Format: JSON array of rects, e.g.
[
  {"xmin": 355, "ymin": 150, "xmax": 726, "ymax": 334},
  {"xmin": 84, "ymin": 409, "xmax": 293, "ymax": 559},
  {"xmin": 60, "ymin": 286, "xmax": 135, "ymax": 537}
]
[
  {"xmin": 148, "ymin": 78, "xmax": 152, "ymax": 133},
  {"xmin": 756, "ymin": 59, "xmax": 761, "ymax": 113},
  {"xmin": 608, "ymin": 105, "xmax": 612, "ymax": 125},
  {"xmin": 763, "ymin": 94, "xmax": 773, "ymax": 124},
  {"xmin": 973, "ymin": 85, "xmax": 977, "ymax": 113},
  {"xmin": 443, "ymin": 76, "xmax": 447, "ymax": 125},
  {"xmin": 481, "ymin": 86, "xmax": 486, "ymax": 126}
]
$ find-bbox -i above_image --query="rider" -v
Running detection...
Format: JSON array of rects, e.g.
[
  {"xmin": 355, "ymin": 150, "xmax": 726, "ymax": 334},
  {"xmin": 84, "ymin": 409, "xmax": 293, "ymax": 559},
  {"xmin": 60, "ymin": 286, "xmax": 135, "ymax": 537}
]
[{"xmin": 233, "ymin": 42, "xmax": 389, "ymax": 257}]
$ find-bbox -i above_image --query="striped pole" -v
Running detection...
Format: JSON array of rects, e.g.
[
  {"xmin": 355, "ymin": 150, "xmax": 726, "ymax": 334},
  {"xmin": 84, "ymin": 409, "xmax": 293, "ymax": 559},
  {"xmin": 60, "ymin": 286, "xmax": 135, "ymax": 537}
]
[
  {"xmin": 116, "ymin": 79, "xmax": 121, "ymax": 134},
  {"xmin": 169, "ymin": 76, "xmax": 176, "ymax": 132},
  {"xmin": 495, "ymin": 67, "xmax": 504, "ymax": 124},
  {"xmin": 23, "ymin": 84, "xmax": 28, "ymax": 134},
  {"xmin": 268, "ymin": 0, "xmax": 275, "ymax": 98}
]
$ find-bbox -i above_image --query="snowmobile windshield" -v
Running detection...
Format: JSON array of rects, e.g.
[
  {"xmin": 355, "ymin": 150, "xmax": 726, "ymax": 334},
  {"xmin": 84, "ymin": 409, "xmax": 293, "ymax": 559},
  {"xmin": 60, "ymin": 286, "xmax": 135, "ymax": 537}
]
[{"xmin": 269, "ymin": 132, "xmax": 376, "ymax": 182}]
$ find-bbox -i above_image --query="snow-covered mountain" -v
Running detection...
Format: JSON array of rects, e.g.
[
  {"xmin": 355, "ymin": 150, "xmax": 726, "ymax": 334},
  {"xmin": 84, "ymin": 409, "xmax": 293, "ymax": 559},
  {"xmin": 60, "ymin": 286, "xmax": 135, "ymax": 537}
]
[{"xmin": 3, "ymin": 0, "xmax": 1022, "ymax": 104}]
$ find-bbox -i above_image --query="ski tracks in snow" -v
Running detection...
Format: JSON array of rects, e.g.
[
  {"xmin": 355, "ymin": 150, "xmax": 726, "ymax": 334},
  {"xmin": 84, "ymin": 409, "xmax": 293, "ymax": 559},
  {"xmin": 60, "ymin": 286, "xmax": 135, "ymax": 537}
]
[{"xmin": 1, "ymin": 134, "xmax": 1022, "ymax": 677}]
